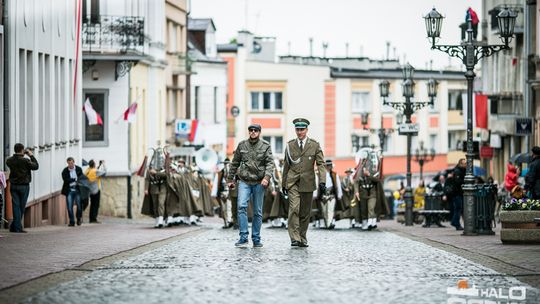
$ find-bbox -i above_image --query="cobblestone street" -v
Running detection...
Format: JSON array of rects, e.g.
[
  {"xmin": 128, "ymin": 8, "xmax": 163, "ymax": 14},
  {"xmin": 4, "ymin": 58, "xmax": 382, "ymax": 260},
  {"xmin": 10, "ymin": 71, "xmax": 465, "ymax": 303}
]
[{"xmin": 22, "ymin": 221, "xmax": 540, "ymax": 304}]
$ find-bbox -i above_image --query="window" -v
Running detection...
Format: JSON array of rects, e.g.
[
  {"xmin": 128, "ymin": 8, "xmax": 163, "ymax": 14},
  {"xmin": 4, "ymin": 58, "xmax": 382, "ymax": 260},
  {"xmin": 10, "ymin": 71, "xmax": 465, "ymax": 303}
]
[
  {"xmin": 429, "ymin": 134, "xmax": 437, "ymax": 151},
  {"xmin": 448, "ymin": 131, "xmax": 459, "ymax": 150},
  {"xmin": 263, "ymin": 136, "xmax": 284, "ymax": 154},
  {"xmin": 250, "ymin": 91, "xmax": 283, "ymax": 111},
  {"xmin": 383, "ymin": 135, "xmax": 391, "ymax": 153},
  {"xmin": 352, "ymin": 92, "xmax": 370, "ymax": 113},
  {"xmin": 83, "ymin": 90, "xmax": 108, "ymax": 146},
  {"xmin": 352, "ymin": 135, "xmax": 370, "ymax": 153},
  {"xmin": 448, "ymin": 91, "xmax": 464, "ymax": 111}
]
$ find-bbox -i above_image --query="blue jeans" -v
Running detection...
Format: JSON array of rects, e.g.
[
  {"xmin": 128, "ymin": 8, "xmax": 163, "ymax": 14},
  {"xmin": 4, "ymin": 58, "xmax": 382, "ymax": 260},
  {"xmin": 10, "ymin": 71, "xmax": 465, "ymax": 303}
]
[
  {"xmin": 451, "ymin": 195, "xmax": 463, "ymax": 227},
  {"xmin": 67, "ymin": 189, "xmax": 82, "ymax": 224},
  {"xmin": 10, "ymin": 184, "xmax": 30, "ymax": 232},
  {"xmin": 237, "ymin": 181, "xmax": 265, "ymax": 243}
]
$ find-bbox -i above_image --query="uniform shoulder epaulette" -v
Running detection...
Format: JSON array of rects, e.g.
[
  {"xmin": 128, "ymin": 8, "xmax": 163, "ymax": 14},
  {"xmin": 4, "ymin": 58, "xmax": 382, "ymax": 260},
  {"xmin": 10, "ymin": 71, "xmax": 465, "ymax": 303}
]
[
  {"xmin": 309, "ymin": 138, "xmax": 320, "ymax": 144},
  {"xmin": 261, "ymin": 139, "xmax": 271, "ymax": 146},
  {"xmin": 288, "ymin": 139, "xmax": 296, "ymax": 144}
]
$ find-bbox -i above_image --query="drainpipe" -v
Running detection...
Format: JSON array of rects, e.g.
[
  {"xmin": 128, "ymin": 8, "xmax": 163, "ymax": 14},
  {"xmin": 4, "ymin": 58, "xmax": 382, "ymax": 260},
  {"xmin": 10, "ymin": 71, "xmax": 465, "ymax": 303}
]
[
  {"xmin": 525, "ymin": 0, "xmax": 535, "ymax": 149},
  {"xmin": 127, "ymin": 69, "xmax": 132, "ymax": 219},
  {"xmin": 3, "ymin": 0, "xmax": 9, "ymax": 168}
]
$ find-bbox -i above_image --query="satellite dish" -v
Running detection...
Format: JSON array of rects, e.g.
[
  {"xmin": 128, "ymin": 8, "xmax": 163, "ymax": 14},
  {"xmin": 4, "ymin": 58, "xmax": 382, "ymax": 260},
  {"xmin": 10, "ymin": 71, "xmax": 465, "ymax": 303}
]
[{"xmin": 195, "ymin": 148, "xmax": 218, "ymax": 173}]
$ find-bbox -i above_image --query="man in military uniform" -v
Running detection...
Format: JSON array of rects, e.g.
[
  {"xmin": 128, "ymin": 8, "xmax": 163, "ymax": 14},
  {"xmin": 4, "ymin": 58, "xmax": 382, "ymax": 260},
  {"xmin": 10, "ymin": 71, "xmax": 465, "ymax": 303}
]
[
  {"xmin": 228, "ymin": 124, "xmax": 275, "ymax": 248},
  {"xmin": 340, "ymin": 168, "xmax": 356, "ymax": 227},
  {"xmin": 354, "ymin": 167, "xmax": 388, "ymax": 230},
  {"xmin": 144, "ymin": 165, "xmax": 168, "ymax": 228},
  {"xmin": 282, "ymin": 118, "xmax": 326, "ymax": 247},
  {"xmin": 212, "ymin": 158, "xmax": 233, "ymax": 228},
  {"xmin": 319, "ymin": 159, "xmax": 343, "ymax": 229}
]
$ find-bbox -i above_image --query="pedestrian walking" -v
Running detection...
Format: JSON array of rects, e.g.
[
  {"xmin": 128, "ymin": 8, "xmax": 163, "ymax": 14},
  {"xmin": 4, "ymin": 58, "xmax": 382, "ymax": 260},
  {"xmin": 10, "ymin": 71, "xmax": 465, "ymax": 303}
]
[
  {"xmin": 141, "ymin": 147, "xmax": 168, "ymax": 228},
  {"xmin": 83, "ymin": 160, "xmax": 106, "ymax": 223},
  {"xmin": 525, "ymin": 146, "xmax": 540, "ymax": 199},
  {"xmin": 227, "ymin": 124, "xmax": 275, "ymax": 248},
  {"xmin": 448, "ymin": 159, "xmax": 466, "ymax": 230},
  {"xmin": 61, "ymin": 157, "xmax": 86, "ymax": 226},
  {"xmin": 5, "ymin": 143, "xmax": 39, "ymax": 233},
  {"xmin": 282, "ymin": 118, "xmax": 326, "ymax": 247},
  {"xmin": 353, "ymin": 167, "xmax": 387, "ymax": 230}
]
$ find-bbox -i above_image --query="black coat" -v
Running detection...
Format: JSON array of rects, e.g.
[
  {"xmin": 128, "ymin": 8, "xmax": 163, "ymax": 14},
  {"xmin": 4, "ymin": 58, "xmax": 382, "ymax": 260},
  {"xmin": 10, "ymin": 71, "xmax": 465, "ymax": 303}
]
[
  {"xmin": 453, "ymin": 166, "xmax": 466, "ymax": 195},
  {"xmin": 61, "ymin": 166, "xmax": 86, "ymax": 196},
  {"xmin": 525, "ymin": 157, "xmax": 540, "ymax": 198}
]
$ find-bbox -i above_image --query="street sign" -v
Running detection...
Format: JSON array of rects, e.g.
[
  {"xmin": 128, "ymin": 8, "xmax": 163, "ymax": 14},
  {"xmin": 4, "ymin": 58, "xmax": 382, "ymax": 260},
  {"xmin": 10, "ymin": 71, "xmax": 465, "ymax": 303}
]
[
  {"xmin": 175, "ymin": 119, "xmax": 192, "ymax": 135},
  {"xmin": 398, "ymin": 123, "xmax": 419, "ymax": 135},
  {"xmin": 480, "ymin": 146, "xmax": 494, "ymax": 159},
  {"xmin": 230, "ymin": 106, "xmax": 240, "ymax": 117},
  {"xmin": 515, "ymin": 117, "xmax": 532, "ymax": 136},
  {"xmin": 168, "ymin": 147, "xmax": 196, "ymax": 157}
]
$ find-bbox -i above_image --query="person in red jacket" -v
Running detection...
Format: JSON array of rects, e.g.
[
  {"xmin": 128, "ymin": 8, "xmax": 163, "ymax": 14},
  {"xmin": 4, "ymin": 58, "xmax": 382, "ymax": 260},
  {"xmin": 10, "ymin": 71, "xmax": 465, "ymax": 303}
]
[{"xmin": 504, "ymin": 162, "xmax": 520, "ymax": 193}]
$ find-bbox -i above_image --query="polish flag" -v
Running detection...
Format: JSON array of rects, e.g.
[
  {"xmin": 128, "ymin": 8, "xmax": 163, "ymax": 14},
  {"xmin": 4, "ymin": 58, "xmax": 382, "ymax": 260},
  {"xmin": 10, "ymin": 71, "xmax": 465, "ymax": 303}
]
[
  {"xmin": 122, "ymin": 102, "xmax": 138, "ymax": 123},
  {"xmin": 475, "ymin": 94, "xmax": 488, "ymax": 129},
  {"xmin": 83, "ymin": 98, "xmax": 103, "ymax": 125}
]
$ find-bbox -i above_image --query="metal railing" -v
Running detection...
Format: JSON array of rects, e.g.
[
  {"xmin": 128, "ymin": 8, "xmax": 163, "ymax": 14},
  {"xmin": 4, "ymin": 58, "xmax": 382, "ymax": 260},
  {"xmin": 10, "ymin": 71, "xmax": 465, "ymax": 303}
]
[{"xmin": 82, "ymin": 15, "xmax": 145, "ymax": 54}]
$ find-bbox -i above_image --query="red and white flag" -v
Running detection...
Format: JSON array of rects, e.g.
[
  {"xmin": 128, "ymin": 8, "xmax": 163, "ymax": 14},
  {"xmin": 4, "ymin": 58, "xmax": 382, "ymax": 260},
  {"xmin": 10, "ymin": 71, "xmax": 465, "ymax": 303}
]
[
  {"xmin": 83, "ymin": 98, "xmax": 103, "ymax": 125},
  {"xmin": 115, "ymin": 102, "xmax": 139, "ymax": 123},
  {"xmin": 123, "ymin": 102, "xmax": 138, "ymax": 122}
]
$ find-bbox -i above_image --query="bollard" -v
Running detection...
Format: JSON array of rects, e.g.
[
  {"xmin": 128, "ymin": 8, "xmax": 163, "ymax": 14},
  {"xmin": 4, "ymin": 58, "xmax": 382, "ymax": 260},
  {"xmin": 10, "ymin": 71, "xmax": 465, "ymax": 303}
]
[{"xmin": 474, "ymin": 184, "xmax": 497, "ymax": 235}]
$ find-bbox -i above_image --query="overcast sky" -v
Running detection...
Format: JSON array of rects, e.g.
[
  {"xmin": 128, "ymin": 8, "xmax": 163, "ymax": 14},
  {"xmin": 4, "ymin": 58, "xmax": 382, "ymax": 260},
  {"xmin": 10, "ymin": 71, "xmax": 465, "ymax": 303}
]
[{"xmin": 190, "ymin": 0, "xmax": 483, "ymax": 70}]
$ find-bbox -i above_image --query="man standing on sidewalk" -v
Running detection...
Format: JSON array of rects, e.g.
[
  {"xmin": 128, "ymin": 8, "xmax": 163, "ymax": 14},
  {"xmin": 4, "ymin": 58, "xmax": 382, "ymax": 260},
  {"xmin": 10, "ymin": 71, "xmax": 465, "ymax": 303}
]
[
  {"xmin": 282, "ymin": 118, "xmax": 326, "ymax": 247},
  {"xmin": 61, "ymin": 157, "xmax": 86, "ymax": 226},
  {"xmin": 228, "ymin": 124, "xmax": 274, "ymax": 248},
  {"xmin": 5, "ymin": 143, "xmax": 39, "ymax": 233}
]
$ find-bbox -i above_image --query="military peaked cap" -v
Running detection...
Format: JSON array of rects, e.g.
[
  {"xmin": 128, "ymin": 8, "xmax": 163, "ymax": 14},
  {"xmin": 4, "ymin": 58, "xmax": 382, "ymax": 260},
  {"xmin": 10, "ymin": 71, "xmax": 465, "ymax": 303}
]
[{"xmin": 293, "ymin": 118, "xmax": 310, "ymax": 128}]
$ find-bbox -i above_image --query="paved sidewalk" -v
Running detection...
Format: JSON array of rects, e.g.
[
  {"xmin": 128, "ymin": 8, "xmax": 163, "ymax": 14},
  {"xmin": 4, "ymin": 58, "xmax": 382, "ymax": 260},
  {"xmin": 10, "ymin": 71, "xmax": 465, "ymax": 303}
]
[
  {"xmin": 381, "ymin": 219, "xmax": 540, "ymax": 287},
  {"xmin": 0, "ymin": 216, "xmax": 204, "ymax": 290}
]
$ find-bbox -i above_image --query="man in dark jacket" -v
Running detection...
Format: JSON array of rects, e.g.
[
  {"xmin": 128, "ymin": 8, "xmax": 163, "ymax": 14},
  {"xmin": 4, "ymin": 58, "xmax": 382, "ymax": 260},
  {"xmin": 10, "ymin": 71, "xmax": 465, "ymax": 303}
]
[
  {"xmin": 228, "ymin": 124, "xmax": 274, "ymax": 248},
  {"xmin": 61, "ymin": 157, "xmax": 86, "ymax": 226},
  {"xmin": 5, "ymin": 143, "xmax": 39, "ymax": 233},
  {"xmin": 448, "ymin": 159, "xmax": 466, "ymax": 230},
  {"xmin": 525, "ymin": 146, "xmax": 540, "ymax": 199}
]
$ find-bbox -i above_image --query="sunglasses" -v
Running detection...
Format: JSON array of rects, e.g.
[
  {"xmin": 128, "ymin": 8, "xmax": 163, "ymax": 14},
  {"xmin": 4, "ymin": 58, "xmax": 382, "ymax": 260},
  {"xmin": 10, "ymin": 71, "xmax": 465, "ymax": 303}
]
[{"xmin": 248, "ymin": 129, "xmax": 260, "ymax": 133}]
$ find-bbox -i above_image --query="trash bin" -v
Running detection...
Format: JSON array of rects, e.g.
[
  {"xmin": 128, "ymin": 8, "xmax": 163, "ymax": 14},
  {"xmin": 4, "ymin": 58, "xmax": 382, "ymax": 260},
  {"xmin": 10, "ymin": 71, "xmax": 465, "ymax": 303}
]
[
  {"xmin": 421, "ymin": 192, "xmax": 447, "ymax": 227},
  {"xmin": 474, "ymin": 184, "xmax": 497, "ymax": 235}
]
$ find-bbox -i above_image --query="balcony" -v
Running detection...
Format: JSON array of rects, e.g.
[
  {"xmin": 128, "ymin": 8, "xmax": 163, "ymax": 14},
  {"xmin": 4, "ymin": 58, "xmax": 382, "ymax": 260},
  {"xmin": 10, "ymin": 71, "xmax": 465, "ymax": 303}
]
[{"xmin": 82, "ymin": 15, "xmax": 145, "ymax": 57}]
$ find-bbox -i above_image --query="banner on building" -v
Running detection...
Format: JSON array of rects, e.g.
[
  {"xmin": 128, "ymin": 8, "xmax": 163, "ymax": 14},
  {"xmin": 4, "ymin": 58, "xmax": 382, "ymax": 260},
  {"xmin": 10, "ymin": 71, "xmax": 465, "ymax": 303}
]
[{"xmin": 475, "ymin": 94, "xmax": 488, "ymax": 129}]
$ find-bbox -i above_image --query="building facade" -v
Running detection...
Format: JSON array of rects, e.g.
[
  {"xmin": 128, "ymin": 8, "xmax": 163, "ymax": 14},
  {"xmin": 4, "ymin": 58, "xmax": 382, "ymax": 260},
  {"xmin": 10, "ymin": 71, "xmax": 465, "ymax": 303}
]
[
  {"xmin": 3, "ymin": 0, "xmax": 82, "ymax": 227},
  {"xmin": 220, "ymin": 31, "xmax": 468, "ymax": 184}
]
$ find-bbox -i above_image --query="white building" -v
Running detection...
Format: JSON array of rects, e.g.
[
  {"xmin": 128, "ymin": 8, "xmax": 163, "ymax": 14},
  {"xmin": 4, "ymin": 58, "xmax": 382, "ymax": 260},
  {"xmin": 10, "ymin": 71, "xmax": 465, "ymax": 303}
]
[
  {"xmin": 80, "ymin": 0, "xmax": 172, "ymax": 218},
  {"xmin": 187, "ymin": 18, "xmax": 228, "ymax": 159},
  {"xmin": 2, "ymin": 0, "xmax": 82, "ymax": 226}
]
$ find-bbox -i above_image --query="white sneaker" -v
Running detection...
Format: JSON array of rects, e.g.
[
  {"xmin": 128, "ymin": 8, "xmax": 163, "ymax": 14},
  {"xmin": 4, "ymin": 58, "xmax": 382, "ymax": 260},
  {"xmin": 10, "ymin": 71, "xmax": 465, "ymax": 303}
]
[
  {"xmin": 154, "ymin": 217, "xmax": 160, "ymax": 228},
  {"xmin": 157, "ymin": 216, "xmax": 164, "ymax": 228},
  {"xmin": 361, "ymin": 219, "xmax": 368, "ymax": 230},
  {"xmin": 166, "ymin": 216, "xmax": 173, "ymax": 227}
]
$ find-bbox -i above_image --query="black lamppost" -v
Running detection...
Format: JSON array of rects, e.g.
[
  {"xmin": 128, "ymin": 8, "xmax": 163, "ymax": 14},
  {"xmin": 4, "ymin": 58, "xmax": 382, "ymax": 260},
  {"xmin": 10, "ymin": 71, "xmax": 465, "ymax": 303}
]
[
  {"xmin": 424, "ymin": 6, "xmax": 517, "ymax": 235},
  {"xmin": 414, "ymin": 140, "xmax": 435, "ymax": 181},
  {"xmin": 379, "ymin": 64, "xmax": 438, "ymax": 226}
]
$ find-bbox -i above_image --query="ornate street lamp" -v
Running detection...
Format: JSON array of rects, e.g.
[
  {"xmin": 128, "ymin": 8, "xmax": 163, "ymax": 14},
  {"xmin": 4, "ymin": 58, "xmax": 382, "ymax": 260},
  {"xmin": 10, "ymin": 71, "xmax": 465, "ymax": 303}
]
[
  {"xmin": 424, "ymin": 6, "xmax": 517, "ymax": 235},
  {"xmin": 380, "ymin": 68, "xmax": 438, "ymax": 226},
  {"xmin": 414, "ymin": 141, "xmax": 436, "ymax": 180}
]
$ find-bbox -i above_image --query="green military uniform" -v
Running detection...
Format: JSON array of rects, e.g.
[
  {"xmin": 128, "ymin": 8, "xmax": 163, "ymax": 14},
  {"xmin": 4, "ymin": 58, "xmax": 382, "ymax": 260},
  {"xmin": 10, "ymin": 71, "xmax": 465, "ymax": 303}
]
[
  {"xmin": 353, "ymin": 174, "xmax": 388, "ymax": 230},
  {"xmin": 282, "ymin": 118, "xmax": 326, "ymax": 245}
]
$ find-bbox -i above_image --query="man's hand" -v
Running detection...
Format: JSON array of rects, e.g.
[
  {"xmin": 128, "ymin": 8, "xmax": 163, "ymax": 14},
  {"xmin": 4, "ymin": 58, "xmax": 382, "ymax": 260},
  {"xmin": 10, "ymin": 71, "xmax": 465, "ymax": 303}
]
[
  {"xmin": 144, "ymin": 190, "xmax": 148, "ymax": 195},
  {"xmin": 261, "ymin": 179, "xmax": 269, "ymax": 188},
  {"xmin": 355, "ymin": 192, "xmax": 360, "ymax": 201},
  {"xmin": 227, "ymin": 182, "xmax": 235, "ymax": 189},
  {"xmin": 319, "ymin": 183, "xmax": 326, "ymax": 194},
  {"xmin": 149, "ymin": 168, "xmax": 157, "ymax": 175}
]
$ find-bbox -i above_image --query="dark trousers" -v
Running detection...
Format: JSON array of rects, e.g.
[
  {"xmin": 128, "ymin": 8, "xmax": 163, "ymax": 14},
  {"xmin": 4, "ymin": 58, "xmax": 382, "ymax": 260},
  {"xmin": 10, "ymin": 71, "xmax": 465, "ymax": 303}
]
[
  {"xmin": 451, "ymin": 195, "xmax": 463, "ymax": 227},
  {"xmin": 10, "ymin": 184, "xmax": 30, "ymax": 232},
  {"xmin": 67, "ymin": 189, "xmax": 82, "ymax": 225},
  {"xmin": 84, "ymin": 191, "xmax": 101, "ymax": 222}
]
